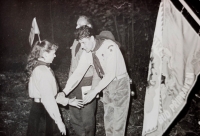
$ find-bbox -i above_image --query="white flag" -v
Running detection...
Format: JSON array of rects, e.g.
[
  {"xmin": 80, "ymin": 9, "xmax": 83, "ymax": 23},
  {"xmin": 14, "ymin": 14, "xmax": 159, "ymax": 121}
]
[
  {"xmin": 29, "ymin": 17, "xmax": 40, "ymax": 46},
  {"xmin": 142, "ymin": 0, "xmax": 200, "ymax": 135},
  {"xmin": 142, "ymin": 1, "xmax": 164, "ymax": 135}
]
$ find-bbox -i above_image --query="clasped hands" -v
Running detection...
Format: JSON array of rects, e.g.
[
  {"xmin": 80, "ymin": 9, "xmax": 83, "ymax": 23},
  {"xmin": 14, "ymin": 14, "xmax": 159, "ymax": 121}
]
[{"xmin": 56, "ymin": 90, "xmax": 98, "ymax": 107}]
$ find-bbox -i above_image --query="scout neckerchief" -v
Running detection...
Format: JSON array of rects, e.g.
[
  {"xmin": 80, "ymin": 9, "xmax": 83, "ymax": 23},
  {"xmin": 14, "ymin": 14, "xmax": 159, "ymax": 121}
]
[
  {"xmin": 34, "ymin": 60, "xmax": 56, "ymax": 77},
  {"xmin": 75, "ymin": 36, "xmax": 121, "ymax": 57},
  {"xmin": 33, "ymin": 60, "xmax": 50, "ymax": 69},
  {"xmin": 75, "ymin": 43, "xmax": 81, "ymax": 57},
  {"xmin": 75, "ymin": 37, "xmax": 119, "ymax": 78},
  {"xmin": 93, "ymin": 36, "xmax": 122, "ymax": 78},
  {"xmin": 92, "ymin": 38, "xmax": 105, "ymax": 78},
  {"xmin": 74, "ymin": 37, "xmax": 109, "ymax": 78},
  {"xmin": 33, "ymin": 60, "xmax": 58, "ymax": 89}
]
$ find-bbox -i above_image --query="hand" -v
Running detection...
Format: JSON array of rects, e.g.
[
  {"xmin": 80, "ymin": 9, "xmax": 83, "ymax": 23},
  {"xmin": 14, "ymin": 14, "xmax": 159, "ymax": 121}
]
[
  {"xmin": 56, "ymin": 93, "xmax": 65, "ymax": 104},
  {"xmin": 83, "ymin": 90, "xmax": 97, "ymax": 105},
  {"xmin": 69, "ymin": 97, "xmax": 83, "ymax": 108},
  {"xmin": 56, "ymin": 92, "xmax": 69, "ymax": 106},
  {"xmin": 57, "ymin": 122, "xmax": 66, "ymax": 135}
]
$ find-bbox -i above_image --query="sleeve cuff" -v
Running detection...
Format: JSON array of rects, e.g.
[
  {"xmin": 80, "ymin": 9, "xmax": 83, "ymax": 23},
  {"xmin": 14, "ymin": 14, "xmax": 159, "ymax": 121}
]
[{"xmin": 62, "ymin": 98, "xmax": 69, "ymax": 106}]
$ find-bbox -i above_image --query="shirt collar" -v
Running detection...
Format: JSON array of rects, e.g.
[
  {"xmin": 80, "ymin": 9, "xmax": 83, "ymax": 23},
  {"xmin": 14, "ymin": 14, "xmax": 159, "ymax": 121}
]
[{"xmin": 37, "ymin": 60, "xmax": 50, "ymax": 67}]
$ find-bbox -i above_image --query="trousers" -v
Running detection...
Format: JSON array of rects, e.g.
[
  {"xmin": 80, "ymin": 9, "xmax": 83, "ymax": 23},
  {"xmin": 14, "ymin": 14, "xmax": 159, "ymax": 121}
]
[
  {"xmin": 69, "ymin": 76, "xmax": 96, "ymax": 136},
  {"xmin": 103, "ymin": 75, "xmax": 130, "ymax": 136},
  {"xmin": 27, "ymin": 102, "xmax": 61, "ymax": 136}
]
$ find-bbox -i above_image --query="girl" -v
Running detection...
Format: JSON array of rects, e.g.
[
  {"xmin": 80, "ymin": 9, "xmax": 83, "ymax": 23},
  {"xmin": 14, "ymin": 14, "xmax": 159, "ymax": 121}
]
[{"xmin": 26, "ymin": 40, "xmax": 83, "ymax": 136}]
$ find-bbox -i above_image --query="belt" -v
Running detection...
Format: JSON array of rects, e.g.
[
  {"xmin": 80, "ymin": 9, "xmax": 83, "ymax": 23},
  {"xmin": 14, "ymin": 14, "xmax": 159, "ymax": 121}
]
[
  {"xmin": 34, "ymin": 98, "xmax": 42, "ymax": 103},
  {"xmin": 113, "ymin": 73, "xmax": 128, "ymax": 81}
]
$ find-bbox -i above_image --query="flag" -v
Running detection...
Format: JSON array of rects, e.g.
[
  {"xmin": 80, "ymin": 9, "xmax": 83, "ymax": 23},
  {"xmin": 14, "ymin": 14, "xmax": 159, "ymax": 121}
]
[
  {"xmin": 142, "ymin": 1, "xmax": 164, "ymax": 135},
  {"xmin": 142, "ymin": 0, "xmax": 200, "ymax": 135},
  {"xmin": 29, "ymin": 17, "xmax": 40, "ymax": 46}
]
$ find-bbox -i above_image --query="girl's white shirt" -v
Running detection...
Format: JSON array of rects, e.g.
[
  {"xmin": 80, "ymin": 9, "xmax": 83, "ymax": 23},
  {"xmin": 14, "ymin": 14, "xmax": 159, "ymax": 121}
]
[{"xmin": 29, "ymin": 65, "xmax": 64, "ymax": 125}]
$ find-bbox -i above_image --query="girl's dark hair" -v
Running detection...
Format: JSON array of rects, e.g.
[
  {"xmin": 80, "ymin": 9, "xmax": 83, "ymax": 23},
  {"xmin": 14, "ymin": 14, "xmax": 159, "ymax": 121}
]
[{"xmin": 25, "ymin": 40, "xmax": 58, "ymax": 78}]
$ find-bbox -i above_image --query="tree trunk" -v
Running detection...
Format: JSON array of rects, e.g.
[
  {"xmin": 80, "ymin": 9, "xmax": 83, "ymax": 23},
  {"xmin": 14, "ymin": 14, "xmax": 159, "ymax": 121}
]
[
  {"xmin": 50, "ymin": 0, "xmax": 54, "ymax": 41},
  {"xmin": 113, "ymin": 15, "xmax": 120, "ymax": 43}
]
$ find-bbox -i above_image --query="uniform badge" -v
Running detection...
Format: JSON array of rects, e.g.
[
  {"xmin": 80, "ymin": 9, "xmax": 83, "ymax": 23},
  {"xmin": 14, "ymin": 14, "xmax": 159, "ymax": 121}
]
[{"xmin": 108, "ymin": 45, "xmax": 114, "ymax": 52}]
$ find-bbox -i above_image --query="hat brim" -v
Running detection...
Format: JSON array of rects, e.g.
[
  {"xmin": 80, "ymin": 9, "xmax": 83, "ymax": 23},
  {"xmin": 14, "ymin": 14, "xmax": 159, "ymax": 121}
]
[{"xmin": 96, "ymin": 35, "xmax": 121, "ymax": 48}]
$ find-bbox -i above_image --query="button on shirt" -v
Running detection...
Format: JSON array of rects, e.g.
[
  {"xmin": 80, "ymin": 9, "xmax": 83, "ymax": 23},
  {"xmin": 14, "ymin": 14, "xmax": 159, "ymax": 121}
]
[
  {"xmin": 29, "ymin": 65, "xmax": 65, "ymax": 125},
  {"xmin": 63, "ymin": 39, "xmax": 127, "ymax": 94}
]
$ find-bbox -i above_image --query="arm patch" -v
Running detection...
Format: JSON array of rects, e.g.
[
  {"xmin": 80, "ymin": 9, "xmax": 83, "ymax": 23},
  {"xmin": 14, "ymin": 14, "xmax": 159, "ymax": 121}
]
[
  {"xmin": 108, "ymin": 45, "xmax": 114, "ymax": 52},
  {"xmin": 108, "ymin": 45, "xmax": 114, "ymax": 49}
]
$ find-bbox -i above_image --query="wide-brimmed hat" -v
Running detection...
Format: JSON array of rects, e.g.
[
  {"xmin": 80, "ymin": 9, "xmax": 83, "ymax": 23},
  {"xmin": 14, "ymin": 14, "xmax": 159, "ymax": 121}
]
[{"xmin": 96, "ymin": 31, "xmax": 121, "ymax": 47}]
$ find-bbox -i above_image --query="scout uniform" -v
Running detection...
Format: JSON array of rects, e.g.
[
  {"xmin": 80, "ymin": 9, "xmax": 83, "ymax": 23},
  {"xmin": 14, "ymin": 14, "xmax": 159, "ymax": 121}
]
[
  {"xmin": 63, "ymin": 38, "xmax": 130, "ymax": 136},
  {"xmin": 68, "ymin": 40, "xmax": 98, "ymax": 136}
]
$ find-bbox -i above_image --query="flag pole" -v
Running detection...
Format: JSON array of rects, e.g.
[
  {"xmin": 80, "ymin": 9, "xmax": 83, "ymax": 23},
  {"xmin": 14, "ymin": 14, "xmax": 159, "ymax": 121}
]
[
  {"xmin": 179, "ymin": 0, "xmax": 200, "ymax": 26},
  {"xmin": 38, "ymin": 34, "xmax": 41, "ymax": 43}
]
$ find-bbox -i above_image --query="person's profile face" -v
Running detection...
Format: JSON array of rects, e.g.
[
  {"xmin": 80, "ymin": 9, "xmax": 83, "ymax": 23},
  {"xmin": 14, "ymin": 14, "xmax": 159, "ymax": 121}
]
[
  {"xmin": 43, "ymin": 50, "xmax": 56, "ymax": 63},
  {"xmin": 76, "ymin": 17, "xmax": 88, "ymax": 29},
  {"xmin": 79, "ymin": 37, "xmax": 93, "ymax": 53}
]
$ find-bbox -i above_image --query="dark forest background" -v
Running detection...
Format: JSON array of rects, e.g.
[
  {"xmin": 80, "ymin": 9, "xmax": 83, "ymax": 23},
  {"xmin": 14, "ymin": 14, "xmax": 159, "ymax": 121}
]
[{"xmin": 0, "ymin": 0, "xmax": 200, "ymax": 135}]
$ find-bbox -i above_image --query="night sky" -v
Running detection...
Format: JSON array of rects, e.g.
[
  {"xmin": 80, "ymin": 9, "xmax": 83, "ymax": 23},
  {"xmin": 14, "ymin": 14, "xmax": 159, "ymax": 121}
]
[{"xmin": 0, "ymin": 0, "xmax": 77, "ymax": 59}]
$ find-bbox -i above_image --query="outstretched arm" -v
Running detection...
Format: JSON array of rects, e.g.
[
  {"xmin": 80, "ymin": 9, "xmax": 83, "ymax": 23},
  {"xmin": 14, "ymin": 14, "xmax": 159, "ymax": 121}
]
[
  {"xmin": 63, "ymin": 51, "xmax": 92, "ymax": 95},
  {"xmin": 83, "ymin": 43, "xmax": 117, "ymax": 104},
  {"xmin": 56, "ymin": 93, "xmax": 83, "ymax": 108}
]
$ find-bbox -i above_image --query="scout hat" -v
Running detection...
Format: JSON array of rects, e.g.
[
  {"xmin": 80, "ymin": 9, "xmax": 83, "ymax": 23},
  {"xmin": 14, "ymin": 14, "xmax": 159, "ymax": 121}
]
[{"xmin": 96, "ymin": 31, "xmax": 121, "ymax": 47}]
